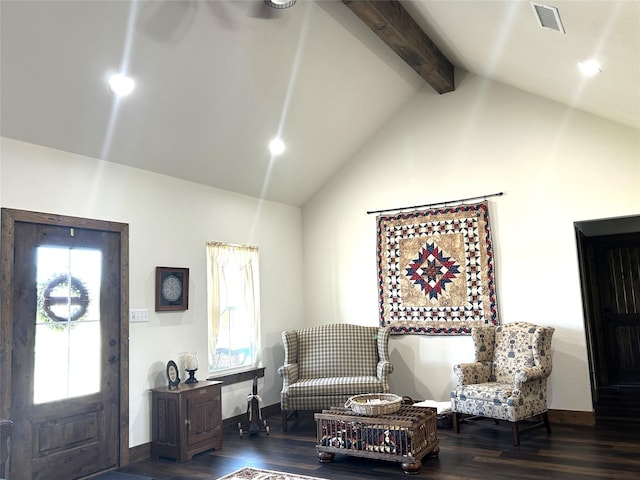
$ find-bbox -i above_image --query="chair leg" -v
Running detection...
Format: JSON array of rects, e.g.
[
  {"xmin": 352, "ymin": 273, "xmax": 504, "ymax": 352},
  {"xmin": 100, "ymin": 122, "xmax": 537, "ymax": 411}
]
[
  {"xmin": 282, "ymin": 410, "xmax": 288, "ymax": 432},
  {"xmin": 542, "ymin": 411, "xmax": 551, "ymax": 434},
  {"xmin": 452, "ymin": 412, "xmax": 460, "ymax": 433},
  {"xmin": 511, "ymin": 421, "xmax": 520, "ymax": 446}
]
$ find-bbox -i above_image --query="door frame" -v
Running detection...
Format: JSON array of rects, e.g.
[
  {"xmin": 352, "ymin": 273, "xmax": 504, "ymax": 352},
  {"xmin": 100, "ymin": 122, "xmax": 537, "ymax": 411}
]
[
  {"xmin": 575, "ymin": 214, "xmax": 640, "ymax": 414},
  {"xmin": 0, "ymin": 208, "xmax": 130, "ymax": 468}
]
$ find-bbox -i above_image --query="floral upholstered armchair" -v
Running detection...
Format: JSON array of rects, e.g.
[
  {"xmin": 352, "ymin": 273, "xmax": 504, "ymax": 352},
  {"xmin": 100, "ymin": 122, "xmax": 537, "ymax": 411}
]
[{"xmin": 450, "ymin": 322, "xmax": 554, "ymax": 445}]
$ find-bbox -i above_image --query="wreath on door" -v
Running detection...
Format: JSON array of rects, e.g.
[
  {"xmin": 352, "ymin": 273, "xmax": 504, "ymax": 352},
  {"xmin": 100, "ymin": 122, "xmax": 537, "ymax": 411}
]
[{"xmin": 37, "ymin": 274, "xmax": 90, "ymax": 329}]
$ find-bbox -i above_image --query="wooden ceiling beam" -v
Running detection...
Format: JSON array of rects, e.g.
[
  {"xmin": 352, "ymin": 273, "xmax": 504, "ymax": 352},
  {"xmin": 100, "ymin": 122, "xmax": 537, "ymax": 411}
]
[{"xmin": 342, "ymin": 0, "xmax": 454, "ymax": 94}]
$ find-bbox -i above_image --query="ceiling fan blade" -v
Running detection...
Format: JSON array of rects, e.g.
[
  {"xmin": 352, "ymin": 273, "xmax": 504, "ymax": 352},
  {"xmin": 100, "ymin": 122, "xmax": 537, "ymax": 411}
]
[
  {"xmin": 202, "ymin": 0, "xmax": 238, "ymax": 29},
  {"xmin": 137, "ymin": 0, "xmax": 197, "ymax": 45},
  {"xmin": 250, "ymin": 1, "xmax": 281, "ymax": 20}
]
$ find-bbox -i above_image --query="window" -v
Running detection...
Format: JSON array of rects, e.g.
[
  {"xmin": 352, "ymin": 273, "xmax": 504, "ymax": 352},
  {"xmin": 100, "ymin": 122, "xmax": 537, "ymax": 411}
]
[
  {"xmin": 34, "ymin": 246, "xmax": 102, "ymax": 403},
  {"xmin": 206, "ymin": 242, "xmax": 261, "ymax": 373}
]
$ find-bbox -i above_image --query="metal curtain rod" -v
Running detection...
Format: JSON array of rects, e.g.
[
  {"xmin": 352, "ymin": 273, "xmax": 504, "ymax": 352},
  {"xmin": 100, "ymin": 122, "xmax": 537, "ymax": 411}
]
[{"xmin": 366, "ymin": 192, "xmax": 504, "ymax": 215}]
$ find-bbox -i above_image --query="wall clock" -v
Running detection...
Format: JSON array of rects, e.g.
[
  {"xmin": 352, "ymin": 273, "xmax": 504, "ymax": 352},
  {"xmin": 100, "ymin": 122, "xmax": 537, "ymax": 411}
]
[{"xmin": 155, "ymin": 267, "xmax": 189, "ymax": 311}]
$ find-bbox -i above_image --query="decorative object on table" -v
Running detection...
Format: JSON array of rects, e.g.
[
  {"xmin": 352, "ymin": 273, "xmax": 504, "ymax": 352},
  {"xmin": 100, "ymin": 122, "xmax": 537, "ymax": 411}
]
[
  {"xmin": 216, "ymin": 467, "xmax": 328, "ymax": 480},
  {"xmin": 155, "ymin": 266, "xmax": 189, "ymax": 311},
  {"xmin": 166, "ymin": 360, "xmax": 180, "ymax": 389},
  {"xmin": 183, "ymin": 352, "xmax": 199, "ymax": 384},
  {"xmin": 238, "ymin": 376, "xmax": 269, "ymax": 437},
  {"xmin": 376, "ymin": 200, "xmax": 499, "ymax": 335},
  {"xmin": 345, "ymin": 393, "xmax": 403, "ymax": 416},
  {"xmin": 450, "ymin": 322, "xmax": 555, "ymax": 445}
]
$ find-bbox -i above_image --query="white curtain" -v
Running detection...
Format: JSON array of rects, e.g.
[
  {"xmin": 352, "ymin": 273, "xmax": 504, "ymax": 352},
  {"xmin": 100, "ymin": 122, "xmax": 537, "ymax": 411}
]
[{"xmin": 206, "ymin": 242, "xmax": 260, "ymax": 371}]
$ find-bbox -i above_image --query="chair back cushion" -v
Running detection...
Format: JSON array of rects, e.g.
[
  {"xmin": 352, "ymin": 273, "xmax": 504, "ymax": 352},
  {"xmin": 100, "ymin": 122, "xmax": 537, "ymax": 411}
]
[
  {"xmin": 492, "ymin": 322, "xmax": 539, "ymax": 382},
  {"xmin": 472, "ymin": 326, "xmax": 496, "ymax": 363},
  {"xmin": 296, "ymin": 324, "xmax": 381, "ymax": 379}
]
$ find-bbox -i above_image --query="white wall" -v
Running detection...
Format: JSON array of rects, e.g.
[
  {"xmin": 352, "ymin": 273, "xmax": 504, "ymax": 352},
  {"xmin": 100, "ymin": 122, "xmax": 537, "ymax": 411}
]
[
  {"xmin": 2, "ymin": 68, "xmax": 639, "ymax": 449},
  {"xmin": 0, "ymin": 137, "xmax": 304, "ymax": 446},
  {"xmin": 302, "ymin": 71, "xmax": 640, "ymax": 411}
]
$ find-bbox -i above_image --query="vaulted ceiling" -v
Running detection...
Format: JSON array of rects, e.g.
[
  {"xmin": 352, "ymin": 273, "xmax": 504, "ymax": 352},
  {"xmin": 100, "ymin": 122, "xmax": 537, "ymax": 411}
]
[{"xmin": 1, "ymin": 1, "xmax": 638, "ymax": 206}]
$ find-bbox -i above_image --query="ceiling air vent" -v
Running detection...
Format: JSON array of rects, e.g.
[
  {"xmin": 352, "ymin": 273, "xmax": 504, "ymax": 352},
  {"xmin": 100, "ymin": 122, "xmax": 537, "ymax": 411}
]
[{"xmin": 531, "ymin": 3, "xmax": 565, "ymax": 33}]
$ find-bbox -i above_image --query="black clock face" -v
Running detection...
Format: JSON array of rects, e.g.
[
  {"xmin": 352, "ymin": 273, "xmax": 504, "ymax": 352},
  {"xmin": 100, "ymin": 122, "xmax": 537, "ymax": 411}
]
[{"xmin": 161, "ymin": 274, "xmax": 182, "ymax": 303}]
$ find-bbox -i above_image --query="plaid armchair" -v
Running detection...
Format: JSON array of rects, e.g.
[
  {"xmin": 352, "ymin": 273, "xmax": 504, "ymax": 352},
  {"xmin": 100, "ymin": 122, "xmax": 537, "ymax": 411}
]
[
  {"xmin": 278, "ymin": 324, "xmax": 393, "ymax": 431},
  {"xmin": 450, "ymin": 322, "xmax": 554, "ymax": 445}
]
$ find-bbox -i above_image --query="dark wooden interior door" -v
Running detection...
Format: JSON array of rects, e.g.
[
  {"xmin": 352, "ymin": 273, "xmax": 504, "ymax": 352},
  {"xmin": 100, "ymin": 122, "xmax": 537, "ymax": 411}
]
[
  {"xmin": 579, "ymin": 230, "xmax": 640, "ymax": 420},
  {"xmin": 596, "ymin": 236, "xmax": 640, "ymax": 384},
  {"xmin": 9, "ymin": 221, "xmax": 121, "ymax": 479}
]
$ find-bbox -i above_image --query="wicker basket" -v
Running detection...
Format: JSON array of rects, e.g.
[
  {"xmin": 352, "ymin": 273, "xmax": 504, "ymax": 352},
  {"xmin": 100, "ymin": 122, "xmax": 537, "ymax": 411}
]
[{"xmin": 344, "ymin": 393, "xmax": 403, "ymax": 416}]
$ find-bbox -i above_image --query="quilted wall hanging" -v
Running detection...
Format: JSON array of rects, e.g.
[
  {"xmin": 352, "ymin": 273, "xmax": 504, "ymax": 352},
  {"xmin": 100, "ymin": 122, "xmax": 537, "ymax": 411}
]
[{"xmin": 376, "ymin": 200, "xmax": 499, "ymax": 335}]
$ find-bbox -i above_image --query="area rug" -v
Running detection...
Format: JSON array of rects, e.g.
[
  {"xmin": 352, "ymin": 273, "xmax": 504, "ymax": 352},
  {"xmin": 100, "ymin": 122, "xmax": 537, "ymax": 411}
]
[
  {"xmin": 91, "ymin": 472, "xmax": 153, "ymax": 480},
  {"xmin": 217, "ymin": 467, "xmax": 328, "ymax": 480},
  {"xmin": 377, "ymin": 200, "xmax": 499, "ymax": 335}
]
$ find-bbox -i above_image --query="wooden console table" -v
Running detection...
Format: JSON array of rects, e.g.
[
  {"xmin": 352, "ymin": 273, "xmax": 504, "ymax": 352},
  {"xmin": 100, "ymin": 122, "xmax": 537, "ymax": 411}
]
[
  {"xmin": 315, "ymin": 405, "xmax": 439, "ymax": 474},
  {"xmin": 151, "ymin": 380, "xmax": 222, "ymax": 462}
]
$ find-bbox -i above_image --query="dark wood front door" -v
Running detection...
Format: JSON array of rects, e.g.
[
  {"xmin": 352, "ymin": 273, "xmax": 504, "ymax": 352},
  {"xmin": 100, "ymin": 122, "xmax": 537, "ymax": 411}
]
[
  {"xmin": 577, "ymin": 219, "xmax": 640, "ymax": 421},
  {"xmin": 0, "ymin": 209, "xmax": 129, "ymax": 479}
]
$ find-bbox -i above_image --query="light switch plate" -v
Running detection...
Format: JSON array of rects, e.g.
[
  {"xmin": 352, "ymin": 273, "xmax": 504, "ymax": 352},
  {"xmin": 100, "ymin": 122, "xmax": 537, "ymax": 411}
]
[{"xmin": 130, "ymin": 309, "xmax": 149, "ymax": 323}]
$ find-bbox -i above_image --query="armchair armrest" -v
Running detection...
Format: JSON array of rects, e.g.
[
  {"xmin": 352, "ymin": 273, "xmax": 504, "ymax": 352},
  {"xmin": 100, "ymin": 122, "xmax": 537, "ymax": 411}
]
[
  {"xmin": 377, "ymin": 360, "xmax": 393, "ymax": 381},
  {"xmin": 514, "ymin": 366, "xmax": 546, "ymax": 386},
  {"xmin": 277, "ymin": 363, "xmax": 299, "ymax": 387},
  {"xmin": 453, "ymin": 361, "xmax": 492, "ymax": 386}
]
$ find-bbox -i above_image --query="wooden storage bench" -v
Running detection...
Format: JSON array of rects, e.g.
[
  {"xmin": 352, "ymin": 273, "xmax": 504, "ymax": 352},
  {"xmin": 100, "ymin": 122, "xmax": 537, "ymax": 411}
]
[{"xmin": 315, "ymin": 405, "xmax": 439, "ymax": 474}]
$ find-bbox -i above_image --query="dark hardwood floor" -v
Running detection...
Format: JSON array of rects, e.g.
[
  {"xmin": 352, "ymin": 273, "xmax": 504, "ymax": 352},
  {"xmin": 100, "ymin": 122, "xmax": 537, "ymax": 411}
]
[{"xmin": 118, "ymin": 414, "xmax": 640, "ymax": 480}]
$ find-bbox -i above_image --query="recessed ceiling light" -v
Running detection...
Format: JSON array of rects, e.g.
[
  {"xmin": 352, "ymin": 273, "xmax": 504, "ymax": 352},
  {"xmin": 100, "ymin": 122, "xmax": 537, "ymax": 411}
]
[
  {"xmin": 109, "ymin": 74, "xmax": 135, "ymax": 96},
  {"xmin": 578, "ymin": 60, "xmax": 601, "ymax": 77},
  {"xmin": 269, "ymin": 138, "xmax": 286, "ymax": 156}
]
